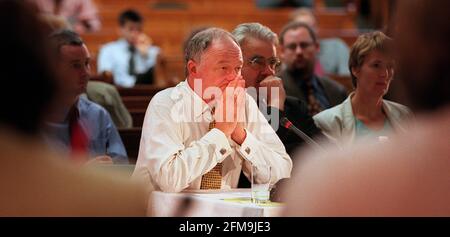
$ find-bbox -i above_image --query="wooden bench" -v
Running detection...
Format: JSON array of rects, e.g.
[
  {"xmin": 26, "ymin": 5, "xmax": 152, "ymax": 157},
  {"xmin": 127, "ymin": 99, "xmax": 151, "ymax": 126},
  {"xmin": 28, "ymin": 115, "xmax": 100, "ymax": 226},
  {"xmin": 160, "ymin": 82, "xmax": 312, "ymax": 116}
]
[
  {"xmin": 122, "ymin": 96, "xmax": 152, "ymax": 110},
  {"xmin": 119, "ymin": 127, "xmax": 142, "ymax": 164},
  {"xmin": 117, "ymin": 85, "xmax": 165, "ymax": 97},
  {"xmin": 129, "ymin": 109, "xmax": 146, "ymax": 127}
]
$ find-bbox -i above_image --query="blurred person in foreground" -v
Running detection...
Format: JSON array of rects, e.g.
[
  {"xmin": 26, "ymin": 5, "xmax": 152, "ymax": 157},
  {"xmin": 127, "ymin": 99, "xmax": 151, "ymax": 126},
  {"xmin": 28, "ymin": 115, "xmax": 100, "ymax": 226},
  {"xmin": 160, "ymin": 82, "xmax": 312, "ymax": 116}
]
[
  {"xmin": 0, "ymin": 0, "xmax": 146, "ymax": 216},
  {"xmin": 282, "ymin": 0, "xmax": 450, "ymax": 216},
  {"xmin": 313, "ymin": 31, "xmax": 412, "ymax": 145}
]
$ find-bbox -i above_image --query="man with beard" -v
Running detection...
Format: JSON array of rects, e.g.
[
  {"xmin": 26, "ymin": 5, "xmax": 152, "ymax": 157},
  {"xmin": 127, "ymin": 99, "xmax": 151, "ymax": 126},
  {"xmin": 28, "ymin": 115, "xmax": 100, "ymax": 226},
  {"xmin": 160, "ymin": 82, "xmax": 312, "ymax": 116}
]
[{"xmin": 278, "ymin": 22, "xmax": 347, "ymax": 117}]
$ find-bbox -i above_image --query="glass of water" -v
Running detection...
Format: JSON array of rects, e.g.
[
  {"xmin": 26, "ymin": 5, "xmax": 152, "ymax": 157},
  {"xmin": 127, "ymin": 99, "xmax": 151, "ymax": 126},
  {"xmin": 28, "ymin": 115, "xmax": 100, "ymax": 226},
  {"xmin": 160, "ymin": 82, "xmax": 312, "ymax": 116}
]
[{"xmin": 251, "ymin": 164, "xmax": 271, "ymax": 204}]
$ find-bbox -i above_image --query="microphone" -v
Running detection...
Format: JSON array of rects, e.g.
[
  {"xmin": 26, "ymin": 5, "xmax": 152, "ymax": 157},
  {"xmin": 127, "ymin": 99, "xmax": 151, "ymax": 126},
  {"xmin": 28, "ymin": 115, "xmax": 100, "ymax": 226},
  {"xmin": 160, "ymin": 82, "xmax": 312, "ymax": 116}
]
[{"xmin": 280, "ymin": 117, "xmax": 323, "ymax": 150}]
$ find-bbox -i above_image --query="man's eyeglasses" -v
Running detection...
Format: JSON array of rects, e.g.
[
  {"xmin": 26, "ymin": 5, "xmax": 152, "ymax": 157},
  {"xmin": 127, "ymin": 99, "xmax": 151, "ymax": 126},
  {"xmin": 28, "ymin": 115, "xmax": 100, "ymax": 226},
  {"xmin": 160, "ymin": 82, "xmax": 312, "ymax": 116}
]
[
  {"xmin": 284, "ymin": 41, "xmax": 315, "ymax": 51},
  {"xmin": 247, "ymin": 56, "xmax": 282, "ymax": 72}
]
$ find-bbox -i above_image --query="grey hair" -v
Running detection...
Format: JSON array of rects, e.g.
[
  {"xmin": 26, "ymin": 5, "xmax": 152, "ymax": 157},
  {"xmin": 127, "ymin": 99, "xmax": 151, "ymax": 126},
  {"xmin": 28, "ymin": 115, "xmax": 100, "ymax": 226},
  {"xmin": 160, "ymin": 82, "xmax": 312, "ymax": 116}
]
[
  {"xmin": 232, "ymin": 22, "xmax": 279, "ymax": 46},
  {"xmin": 184, "ymin": 27, "xmax": 238, "ymax": 76}
]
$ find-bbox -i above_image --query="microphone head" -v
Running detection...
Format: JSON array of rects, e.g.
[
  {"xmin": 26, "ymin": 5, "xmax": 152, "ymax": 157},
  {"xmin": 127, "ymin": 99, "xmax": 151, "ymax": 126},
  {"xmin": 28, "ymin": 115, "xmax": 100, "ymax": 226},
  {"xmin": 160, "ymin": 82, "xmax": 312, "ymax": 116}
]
[{"xmin": 280, "ymin": 117, "xmax": 293, "ymax": 129}]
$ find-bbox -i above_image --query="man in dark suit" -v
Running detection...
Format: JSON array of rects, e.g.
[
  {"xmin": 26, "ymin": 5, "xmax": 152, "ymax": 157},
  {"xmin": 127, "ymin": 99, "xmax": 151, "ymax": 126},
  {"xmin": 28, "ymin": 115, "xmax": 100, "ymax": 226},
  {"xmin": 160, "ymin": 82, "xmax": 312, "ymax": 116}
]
[
  {"xmin": 232, "ymin": 23, "xmax": 322, "ymax": 157},
  {"xmin": 278, "ymin": 21, "xmax": 348, "ymax": 116}
]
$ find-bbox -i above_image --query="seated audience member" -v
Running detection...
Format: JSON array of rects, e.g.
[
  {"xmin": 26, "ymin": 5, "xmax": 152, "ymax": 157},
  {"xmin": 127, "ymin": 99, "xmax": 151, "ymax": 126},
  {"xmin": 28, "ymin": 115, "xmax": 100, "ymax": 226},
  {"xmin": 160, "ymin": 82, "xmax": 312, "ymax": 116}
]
[
  {"xmin": 97, "ymin": 9, "xmax": 165, "ymax": 88},
  {"xmin": 290, "ymin": 8, "xmax": 351, "ymax": 76},
  {"xmin": 45, "ymin": 30, "xmax": 128, "ymax": 164},
  {"xmin": 0, "ymin": 0, "xmax": 146, "ymax": 216},
  {"xmin": 313, "ymin": 31, "xmax": 412, "ymax": 145},
  {"xmin": 278, "ymin": 22, "xmax": 348, "ymax": 116},
  {"xmin": 282, "ymin": 0, "xmax": 450, "ymax": 216},
  {"xmin": 133, "ymin": 28, "xmax": 292, "ymax": 193},
  {"xmin": 29, "ymin": 0, "xmax": 101, "ymax": 33},
  {"xmin": 40, "ymin": 14, "xmax": 133, "ymax": 129},
  {"xmin": 232, "ymin": 22, "xmax": 322, "ymax": 156}
]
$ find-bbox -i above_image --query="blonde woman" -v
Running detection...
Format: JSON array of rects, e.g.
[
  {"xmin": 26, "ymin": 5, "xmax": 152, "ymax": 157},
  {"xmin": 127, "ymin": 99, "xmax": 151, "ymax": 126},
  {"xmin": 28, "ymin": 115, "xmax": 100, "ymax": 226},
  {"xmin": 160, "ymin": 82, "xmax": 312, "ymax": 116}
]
[{"xmin": 313, "ymin": 31, "xmax": 411, "ymax": 144}]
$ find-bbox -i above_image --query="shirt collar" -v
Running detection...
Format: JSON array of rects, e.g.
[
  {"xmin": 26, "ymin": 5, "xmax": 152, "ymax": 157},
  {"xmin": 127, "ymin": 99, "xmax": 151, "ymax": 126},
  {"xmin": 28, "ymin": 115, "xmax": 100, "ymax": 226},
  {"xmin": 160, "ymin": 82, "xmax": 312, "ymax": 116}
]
[
  {"xmin": 118, "ymin": 38, "xmax": 132, "ymax": 48},
  {"xmin": 172, "ymin": 80, "xmax": 213, "ymax": 119}
]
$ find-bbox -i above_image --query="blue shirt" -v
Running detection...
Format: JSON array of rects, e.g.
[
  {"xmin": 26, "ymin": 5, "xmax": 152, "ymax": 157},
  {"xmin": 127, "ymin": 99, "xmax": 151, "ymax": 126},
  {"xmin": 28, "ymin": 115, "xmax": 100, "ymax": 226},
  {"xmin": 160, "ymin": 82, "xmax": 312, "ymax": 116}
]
[
  {"xmin": 97, "ymin": 39, "xmax": 160, "ymax": 88},
  {"xmin": 44, "ymin": 96, "xmax": 128, "ymax": 164},
  {"xmin": 318, "ymin": 38, "xmax": 351, "ymax": 76}
]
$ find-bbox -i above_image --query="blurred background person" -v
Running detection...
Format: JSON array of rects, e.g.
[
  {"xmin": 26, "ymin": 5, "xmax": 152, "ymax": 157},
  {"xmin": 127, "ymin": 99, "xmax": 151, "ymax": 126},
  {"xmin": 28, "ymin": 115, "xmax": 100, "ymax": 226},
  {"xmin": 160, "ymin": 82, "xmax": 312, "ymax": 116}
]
[
  {"xmin": 0, "ymin": 0, "xmax": 146, "ymax": 216},
  {"xmin": 97, "ymin": 9, "xmax": 166, "ymax": 88},
  {"xmin": 290, "ymin": 7, "xmax": 351, "ymax": 77},
  {"xmin": 29, "ymin": 0, "xmax": 101, "ymax": 34},
  {"xmin": 44, "ymin": 30, "xmax": 128, "ymax": 164},
  {"xmin": 313, "ymin": 31, "xmax": 412, "ymax": 145},
  {"xmin": 278, "ymin": 21, "xmax": 348, "ymax": 117},
  {"xmin": 282, "ymin": 0, "xmax": 450, "ymax": 216}
]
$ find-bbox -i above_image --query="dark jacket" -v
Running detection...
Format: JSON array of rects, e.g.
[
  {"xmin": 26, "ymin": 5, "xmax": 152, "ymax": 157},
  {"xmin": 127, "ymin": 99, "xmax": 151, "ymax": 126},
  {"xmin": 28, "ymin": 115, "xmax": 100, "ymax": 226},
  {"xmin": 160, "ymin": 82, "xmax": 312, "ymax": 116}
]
[
  {"xmin": 269, "ymin": 96, "xmax": 323, "ymax": 156},
  {"xmin": 279, "ymin": 69, "xmax": 348, "ymax": 108}
]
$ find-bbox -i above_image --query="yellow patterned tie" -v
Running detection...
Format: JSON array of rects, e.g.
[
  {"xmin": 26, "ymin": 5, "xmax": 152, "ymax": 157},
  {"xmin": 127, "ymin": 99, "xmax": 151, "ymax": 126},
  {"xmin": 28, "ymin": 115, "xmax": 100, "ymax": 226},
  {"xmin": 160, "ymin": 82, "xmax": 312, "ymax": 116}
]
[{"xmin": 200, "ymin": 107, "xmax": 222, "ymax": 189}]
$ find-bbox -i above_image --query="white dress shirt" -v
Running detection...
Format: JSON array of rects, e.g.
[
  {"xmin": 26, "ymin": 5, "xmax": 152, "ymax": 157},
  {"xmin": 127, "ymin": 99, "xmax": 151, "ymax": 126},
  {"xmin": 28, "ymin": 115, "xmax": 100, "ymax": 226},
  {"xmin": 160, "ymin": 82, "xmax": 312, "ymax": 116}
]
[
  {"xmin": 133, "ymin": 81, "xmax": 292, "ymax": 192},
  {"xmin": 97, "ymin": 39, "xmax": 160, "ymax": 88}
]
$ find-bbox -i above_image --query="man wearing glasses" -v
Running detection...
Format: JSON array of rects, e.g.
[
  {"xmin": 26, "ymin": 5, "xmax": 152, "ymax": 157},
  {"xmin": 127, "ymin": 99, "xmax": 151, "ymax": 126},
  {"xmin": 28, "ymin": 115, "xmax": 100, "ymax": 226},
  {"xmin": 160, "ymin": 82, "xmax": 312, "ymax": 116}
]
[
  {"xmin": 278, "ymin": 22, "xmax": 347, "ymax": 117},
  {"xmin": 232, "ymin": 23, "xmax": 322, "ymax": 157}
]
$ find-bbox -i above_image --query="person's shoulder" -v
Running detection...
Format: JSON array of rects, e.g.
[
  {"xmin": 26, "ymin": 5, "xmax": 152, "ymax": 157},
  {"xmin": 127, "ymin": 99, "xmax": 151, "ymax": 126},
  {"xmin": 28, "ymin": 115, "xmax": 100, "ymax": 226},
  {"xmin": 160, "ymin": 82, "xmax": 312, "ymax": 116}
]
[
  {"xmin": 148, "ymin": 84, "xmax": 181, "ymax": 108},
  {"xmin": 285, "ymin": 96, "xmax": 308, "ymax": 110},
  {"xmin": 383, "ymin": 99, "xmax": 409, "ymax": 110},
  {"xmin": 320, "ymin": 38, "xmax": 349, "ymax": 49},
  {"xmin": 87, "ymin": 80, "xmax": 116, "ymax": 91},
  {"xmin": 277, "ymin": 68, "xmax": 291, "ymax": 80},
  {"xmin": 99, "ymin": 40, "xmax": 124, "ymax": 51},
  {"xmin": 314, "ymin": 99, "xmax": 348, "ymax": 125},
  {"xmin": 149, "ymin": 45, "xmax": 161, "ymax": 52},
  {"xmin": 383, "ymin": 99, "xmax": 412, "ymax": 117},
  {"xmin": 79, "ymin": 96, "xmax": 109, "ymax": 116},
  {"xmin": 244, "ymin": 92, "xmax": 258, "ymax": 108},
  {"xmin": 318, "ymin": 75, "xmax": 346, "ymax": 91},
  {"xmin": 318, "ymin": 75, "xmax": 342, "ymax": 87}
]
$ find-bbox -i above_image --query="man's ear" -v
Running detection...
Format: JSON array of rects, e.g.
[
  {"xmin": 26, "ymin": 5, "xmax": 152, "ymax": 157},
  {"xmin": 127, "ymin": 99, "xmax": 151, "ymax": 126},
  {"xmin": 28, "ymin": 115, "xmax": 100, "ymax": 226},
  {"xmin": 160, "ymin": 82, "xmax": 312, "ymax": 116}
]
[{"xmin": 187, "ymin": 60, "xmax": 197, "ymax": 76}]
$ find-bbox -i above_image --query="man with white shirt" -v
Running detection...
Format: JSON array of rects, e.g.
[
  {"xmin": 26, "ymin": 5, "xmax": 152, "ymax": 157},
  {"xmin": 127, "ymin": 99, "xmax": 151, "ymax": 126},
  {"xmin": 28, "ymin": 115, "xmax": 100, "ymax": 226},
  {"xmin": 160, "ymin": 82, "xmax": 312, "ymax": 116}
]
[
  {"xmin": 133, "ymin": 28, "xmax": 292, "ymax": 193},
  {"xmin": 97, "ymin": 9, "xmax": 160, "ymax": 87}
]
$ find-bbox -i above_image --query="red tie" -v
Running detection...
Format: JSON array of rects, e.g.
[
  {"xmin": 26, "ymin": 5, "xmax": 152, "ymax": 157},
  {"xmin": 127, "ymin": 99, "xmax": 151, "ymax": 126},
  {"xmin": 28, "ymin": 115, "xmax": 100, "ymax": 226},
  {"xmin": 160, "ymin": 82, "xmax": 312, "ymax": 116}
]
[{"xmin": 68, "ymin": 105, "xmax": 89, "ymax": 162}]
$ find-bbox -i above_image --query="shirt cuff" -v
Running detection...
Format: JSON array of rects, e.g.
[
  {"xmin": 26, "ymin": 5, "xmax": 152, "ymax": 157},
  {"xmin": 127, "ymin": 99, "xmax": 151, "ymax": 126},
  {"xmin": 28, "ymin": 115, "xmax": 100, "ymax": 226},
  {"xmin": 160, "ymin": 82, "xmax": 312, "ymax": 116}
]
[
  {"xmin": 201, "ymin": 128, "xmax": 232, "ymax": 163},
  {"xmin": 235, "ymin": 129, "xmax": 259, "ymax": 164}
]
